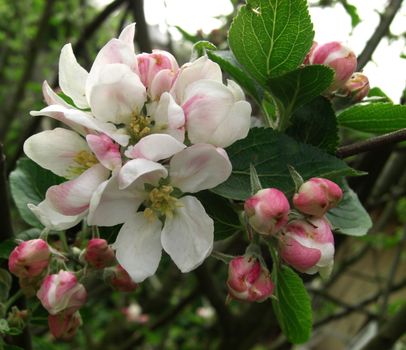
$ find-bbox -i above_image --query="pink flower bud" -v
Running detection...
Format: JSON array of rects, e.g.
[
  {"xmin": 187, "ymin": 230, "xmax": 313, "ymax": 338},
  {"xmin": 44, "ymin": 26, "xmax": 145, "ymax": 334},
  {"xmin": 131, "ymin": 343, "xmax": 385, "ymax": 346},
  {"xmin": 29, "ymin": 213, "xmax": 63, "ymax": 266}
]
[
  {"xmin": 137, "ymin": 50, "xmax": 178, "ymax": 89},
  {"xmin": 307, "ymin": 41, "xmax": 357, "ymax": 91},
  {"xmin": 244, "ymin": 188, "xmax": 290, "ymax": 235},
  {"xmin": 293, "ymin": 178, "xmax": 343, "ymax": 217},
  {"xmin": 84, "ymin": 238, "xmax": 115, "ymax": 269},
  {"xmin": 8, "ymin": 239, "xmax": 50, "ymax": 278},
  {"xmin": 303, "ymin": 41, "xmax": 318, "ymax": 65},
  {"xmin": 48, "ymin": 312, "xmax": 82, "ymax": 340},
  {"xmin": 227, "ymin": 256, "xmax": 274, "ymax": 302},
  {"xmin": 106, "ymin": 265, "xmax": 138, "ymax": 292},
  {"xmin": 279, "ymin": 217, "xmax": 335, "ymax": 277},
  {"xmin": 37, "ymin": 271, "xmax": 87, "ymax": 315},
  {"xmin": 338, "ymin": 72, "xmax": 370, "ymax": 102}
]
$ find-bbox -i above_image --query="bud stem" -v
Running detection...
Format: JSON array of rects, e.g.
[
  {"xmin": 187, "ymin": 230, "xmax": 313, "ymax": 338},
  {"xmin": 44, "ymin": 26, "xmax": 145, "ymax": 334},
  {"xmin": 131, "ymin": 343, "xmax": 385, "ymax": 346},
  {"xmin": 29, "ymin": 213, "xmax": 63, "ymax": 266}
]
[{"xmin": 4, "ymin": 290, "xmax": 24, "ymax": 314}]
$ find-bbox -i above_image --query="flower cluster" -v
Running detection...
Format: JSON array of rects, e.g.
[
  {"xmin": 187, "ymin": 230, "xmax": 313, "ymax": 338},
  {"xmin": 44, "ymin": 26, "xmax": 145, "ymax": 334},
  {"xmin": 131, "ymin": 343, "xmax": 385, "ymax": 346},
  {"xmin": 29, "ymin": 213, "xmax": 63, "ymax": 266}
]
[
  {"xmin": 23, "ymin": 23, "xmax": 251, "ymax": 283},
  {"xmin": 304, "ymin": 41, "xmax": 370, "ymax": 101},
  {"xmin": 226, "ymin": 177, "xmax": 343, "ymax": 303}
]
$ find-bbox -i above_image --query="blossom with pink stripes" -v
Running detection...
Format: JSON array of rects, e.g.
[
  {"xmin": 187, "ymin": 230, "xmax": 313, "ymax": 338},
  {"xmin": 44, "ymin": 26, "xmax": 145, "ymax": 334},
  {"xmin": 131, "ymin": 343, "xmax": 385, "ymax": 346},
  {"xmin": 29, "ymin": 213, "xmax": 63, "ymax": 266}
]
[
  {"xmin": 105, "ymin": 265, "xmax": 138, "ymax": 292},
  {"xmin": 48, "ymin": 312, "xmax": 82, "ymax": 340},
  {"xmin": 227, "ymin": 255, "xmax": 274, "ymax": 302},
  {"xmin": 84, "ymin": 238, "xmax": 115, "ymax": 269},
  {"xmin": 279, "ymin": 217, "xmax": 335, "ymax": 278}
]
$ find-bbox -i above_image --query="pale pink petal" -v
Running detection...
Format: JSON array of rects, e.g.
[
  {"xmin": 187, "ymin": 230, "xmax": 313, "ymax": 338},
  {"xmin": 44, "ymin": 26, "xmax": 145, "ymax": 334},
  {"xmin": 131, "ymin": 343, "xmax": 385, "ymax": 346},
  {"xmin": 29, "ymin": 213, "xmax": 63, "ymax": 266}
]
[
  {"xmin": 161, "ymin": 196, "xmax": 213, "ymax": 273},
  {"xmin": 58, "ymin": 44, "xmax": 89, "ymax": 109},
  {"xmin": 149, "ymin": 69, "xmax": 177, "ymax": 100},
  {"xmin": 113, "ymin": 213, "xmax": 163, "ymax": 282},
  {"xmin": 86, "ymin": 134, "xmax": 121, "ymax": 170},
  {"xmin": 28, "ymin": 200, "xmax": 84, "ymax": 231},
  {"xmin": 118, "ymin": 23, "xmax": 135, "ymax": 50},
  {"xmin": 46, "ymin": 164, "xmax": 110, "ymax": 216},
  {"xmin": 30, "ymin": 105, "xmax": 130, "ymax": 146},
  {"xmin": 124, "ymin": 134, "xmax": 185, "ymax": 161},
  {"xmin": 24, "ymin": 128, "xmax": 90, "ymax": 178},
  {"xmin": 87, "ymin": 64, "xmax": 146, "ymax": 124},
  {"xmin": 118, "ymin": 158, "xmax": 168, "ymax": 190},
  {"xmin": 42, "ymin": 81, "xmax": 72, "ymax": 108},
  {"xmin": 169, "ymin": 144, "xmax": 232, "ymax": 193},
  {"xmin": 87, "ymin": 176, "xmax": 143, "ymax": 226}
]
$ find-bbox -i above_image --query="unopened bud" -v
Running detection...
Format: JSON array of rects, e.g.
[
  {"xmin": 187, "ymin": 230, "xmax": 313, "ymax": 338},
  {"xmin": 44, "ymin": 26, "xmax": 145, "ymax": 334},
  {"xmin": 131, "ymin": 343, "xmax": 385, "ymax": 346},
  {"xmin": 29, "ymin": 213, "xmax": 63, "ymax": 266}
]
[
  {"xmin": 303, "ymin": 41, "xmax": 318, "ymax": 65},
  {"xmin": 338, "ymin": 72, "xmax": 370, "ymax": 102},
  {"xmin": 307, "ymin": 41, "xmax": 357, "ymax": 91},
  {"xmin": 293, "ymin": 178, "xmax": 343, "ymax": 217},
  {"xmin": 279, "ymin": 217, "xmax": 334, "ymax": 278},
  {"xmin": 8, "ymin": 239, "xmax": 50, "ymax": 278},
  {"xmin": 227, "ymin": 256, "xmax": 274, "ymax": 302},
  {"xmin": 84, "ymin": 238, "xmax": 115, "ymax": 269},
  {"xmin": 37, "ymin": 270, "xmax": 87, "ymax": 315},
  {"xmin": 105, "ymin": 265, "xmax": 138, "ymax": 292},
  {"xmin": 48, "ymin": 311, "xmax": 82, "ymax": 340},
  {"xmin": 244, "ymin": 188, "xmax": 290, "ymax": 235}
]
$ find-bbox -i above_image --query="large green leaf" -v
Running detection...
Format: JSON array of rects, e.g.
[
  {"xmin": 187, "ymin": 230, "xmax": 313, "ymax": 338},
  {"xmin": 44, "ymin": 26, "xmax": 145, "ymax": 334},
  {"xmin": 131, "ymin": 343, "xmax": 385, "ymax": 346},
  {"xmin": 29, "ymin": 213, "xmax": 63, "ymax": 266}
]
[
  {"xmin": 9, "ymin": 158, "xmax": 64, "ymax": 227},
  {"xmin": 212, "ymin": 128, "xmax": 359, "ymax": 200},
  {"xmin": 268, "ymin": 65, "xmax": 334, "ymax": 122},
  {"xmin": 287, "ymin": 96, "xmax": 338, "ymax": 153},
  {"xmin": 196, "ymin": 191, "xmax": 242, "ymax": 240},
  {"xmin": 338, "ymin": 103, "xmax": 406, "ymax": 134},
  {"xmin": 272, "ymin": 265, "xmax": 312, "ymax": 344},
  {"xmin": 207, "ymin": 50, "xmax": 263, "ymax": 103},
  {"xmin": 228, "ymin": 0, "xmax": 314, "ymax": 85},
  {"xmin": 327, "ymin": 182, "xmax": 372, "ymax": 236}
]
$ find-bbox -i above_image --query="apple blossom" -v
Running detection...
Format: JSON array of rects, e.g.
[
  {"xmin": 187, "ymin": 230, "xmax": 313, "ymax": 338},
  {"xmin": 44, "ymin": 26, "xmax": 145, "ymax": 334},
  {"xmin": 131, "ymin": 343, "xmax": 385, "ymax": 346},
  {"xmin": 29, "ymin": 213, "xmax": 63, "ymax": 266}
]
[
  {"xmin": 37, "ymin": 270, "xmax": 87, "ymax": 315},
  {"xmin": 48, "ymin": 312, "xmax": 82, "ymax": 340},
  {"xmin": 293, "ymin": 178, "xmax": 343, "ymax": 217},
  {"xmin": 245, "ymin": 188, "xmax": 290, "ymax": 235},
  {"xmin": 227, "ymin": 255, "xmax": 274, "ymax": 302},
  {"xmin": 88, "ymin": 142, "xmax": 232, "ymax": 282},
  {"xmin": 306, "ymin": 41, "xmax": 357, "ymax": 91},
  {"xmin": 105, "ymin": 265, "xmax": 138, "ymax": 292},
  {"xmin": 338, "ymin": 72, "xmax": 370, "ymax": 102},
  {"xmin": 279, "ymin": 217, "xmax": 335, "ymax": 278},
  {"xmin": 8, "ymin": 239, "xmax": 50, "ymax": 278},
  {"xmin": 84, "ymin": 238, "xmax": 115, "ymax": 269}
]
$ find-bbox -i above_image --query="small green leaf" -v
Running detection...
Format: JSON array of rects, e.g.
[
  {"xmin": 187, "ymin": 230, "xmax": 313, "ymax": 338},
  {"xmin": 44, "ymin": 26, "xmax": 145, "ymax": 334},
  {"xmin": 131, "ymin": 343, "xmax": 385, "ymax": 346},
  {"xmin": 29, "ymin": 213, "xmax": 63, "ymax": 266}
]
[
  {"xmin": 175, "ymin": 25, "xmax": 200, "ymax": 43},
  {"xmin": 196, "ymin": 192, "xmax": 242, "ymax": 240},
  {"xmin": 287, "ymin": 96, "xmax": 338, "ymax": 153},
  {"xmin": 250, "ymin": 164, "xmax": 262, "ymax": 194},
  {"xmin": 268, "ymin": 65, "xmax": 334, "ymax": 127},
  {"xmin": 342, "ymin": 1, "xmax": 361, "ymax": 28},
  {"xmin": 338, "ymin": 103, "xmax": 406, "ymax": 134},
  {"xmin": 16, "ymin": 228, "xmax": 41, "ymax": 241},
  {"xmin": 0, "ymin": 268, "xmax": 12, "ymax": 302},
  {"xmin": 272, "ymin": 265, "xmax": 312, "ymax": 343},
  {"xmin": 9, "ymin": 158, "xmax": 64, "ymax": 228},
  {"xmin": 191, "ymin": 41, "xmax": 216, "ymax": 60},
  {"xmin": 213, "ymin": 128, "xmax": 359, "ymax": 201},
  {"xmin": 207, "ymin": 50, "xmax": 263, "ymax": 103},
  {"xmin": 229, "ymin": 0, "xmax": 314, "ymax": 85},
  {"xmin": 327, "ymin": 182, "xmax": 372, "ymax": 236}
]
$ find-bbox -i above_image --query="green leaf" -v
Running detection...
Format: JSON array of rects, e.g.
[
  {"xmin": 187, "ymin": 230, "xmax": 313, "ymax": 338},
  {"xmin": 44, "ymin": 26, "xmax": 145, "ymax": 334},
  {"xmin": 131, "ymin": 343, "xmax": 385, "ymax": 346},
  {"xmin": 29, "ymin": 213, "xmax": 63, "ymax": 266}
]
[
  {"xmin": 213, "ymin": 128, "xmax": 359, "ymax": 200},
  {"xmin": 228, "ymin": 0, "xmax": 314, "ymax": 85},
  {"xmin": 287, "ymin": 96, "xmax": 338, "ymax": 153},
  {"xmin": 272, "ymin": 265, "xmax": 312, "ymax": 343},
  {"xmin": 207, "ymin": 50, "xmax": 263, "ymax": 103},
  {"xmin": 0, "ymin": 268, "xmax": 12, "ymax": 302},
  {"xmin": 268, "ymin": 65, "xmax": 334, "ymax": 126},
  {"xmin": 9, "ymin": 158, "xmax": 64, "ymax": 228},
  {"xmin": 191, "ymin": 41, "xmax": 216, "ymax": 60},
  {"xmin": 338, "ymin": 103, "xmax": 406, "ymax": 134},
  {"xmin": 196, "ymin": 192, "xmax": 242, "ymax": 240},
  {"xmin": 342, "ymin": 1, "xmax": 361, "ymax": 28},
  {"xmin": 327, "ymin": 182, "xmax": 372, "ymax": 236},
  {"xmin": 175, "ymin": 25, "xmax": 200, "ymax": 43},
  {"xmin": 16, "ymin": 228, "xmax": 41, "ymax": 241}
]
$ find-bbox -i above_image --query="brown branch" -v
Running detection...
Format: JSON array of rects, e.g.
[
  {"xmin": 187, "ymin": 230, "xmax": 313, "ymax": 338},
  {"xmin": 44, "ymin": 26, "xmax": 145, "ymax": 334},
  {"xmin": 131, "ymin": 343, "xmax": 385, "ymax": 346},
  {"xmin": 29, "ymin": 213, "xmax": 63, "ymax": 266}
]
[
  {"xmin": 357, "ymin": 0, "xmax": 404, "ymax": 70},
  {"xmin": 129, "ymin": 0, "xmax": 152, "ymax": 52},
  {"xmin": 336, "ymin": 128, "xmax": 406, "ymax": 158},
  {"xmin": 0, "ymin": 0, "xmax": 56, "ymax": 141}
]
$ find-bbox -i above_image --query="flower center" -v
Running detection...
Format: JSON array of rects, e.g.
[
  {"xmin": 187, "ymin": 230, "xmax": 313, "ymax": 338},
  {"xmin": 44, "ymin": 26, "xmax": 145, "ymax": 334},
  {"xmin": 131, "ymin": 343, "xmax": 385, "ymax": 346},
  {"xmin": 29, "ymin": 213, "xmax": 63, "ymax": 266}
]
[
  {"xmin": 129, "ymin": 114, "xmax": 151, "ymax": 140},
  {"xmin": 144, "ymin": 185, "xmax": 181, "ymax": 221},
  {"xmin": 69, "ymin": 151, "xmax": 98, "ymax": 177}
]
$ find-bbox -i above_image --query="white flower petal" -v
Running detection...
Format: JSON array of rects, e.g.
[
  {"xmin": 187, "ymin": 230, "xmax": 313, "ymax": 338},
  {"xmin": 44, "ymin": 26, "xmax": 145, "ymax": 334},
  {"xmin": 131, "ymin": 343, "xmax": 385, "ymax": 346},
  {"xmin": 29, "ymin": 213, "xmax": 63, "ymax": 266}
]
[
  {"xmin": 59, "ymin": 44, "xmax": 89, "ymax": 109},
  {"xmin": 46, "ymin": 164, "xmax": 110, "ymax": 216},
  {"xmin": 30, "ymin": 105, "xmax": 130, "ymax": 146},
  {"xmin": 42, "ymin": 81, "xmax": 72, "ymax": 108},
  {"xmin": 118, "ymin": 158, "xmax": 168, "ymax": 190},
  {"xmin": 169, "ymin": 144, "xmax": 232, "ymax": 193},
  {"xmin": 23, "ymin": 128, "xmax": 90, "ymax": 178},
  {"xmin": 161, "ymin": 196, "xmax": 213, "ymax": 273},
  {"xmin": 118, "ymin": 23, "xmax": 135, "ymax": 50},
  {"xmin": 124, "ymin": 134, "xmax": 185, "ymax": 161},
  {"xmin": 87, "ymin": 64, "xmax": 146, "ymax": 124},
  {"xmin": 28, "ymin": 199, "xmax": 84, "ymax": 231},
  {"xmin": 87, "ymin": 176, "xmax": 142, "ymax": 226},
  {"xmin": 113, "ymin": 213, "xmax": 163, "ymax": 282}
]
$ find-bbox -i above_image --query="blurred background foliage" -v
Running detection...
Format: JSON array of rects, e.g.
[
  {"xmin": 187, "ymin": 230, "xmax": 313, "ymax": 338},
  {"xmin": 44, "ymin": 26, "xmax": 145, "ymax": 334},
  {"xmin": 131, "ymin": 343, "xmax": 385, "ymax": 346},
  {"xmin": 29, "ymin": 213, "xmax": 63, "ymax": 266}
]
[{"xmin": 0, "ymin": 0, "xmax": 406, "ymax": 349}]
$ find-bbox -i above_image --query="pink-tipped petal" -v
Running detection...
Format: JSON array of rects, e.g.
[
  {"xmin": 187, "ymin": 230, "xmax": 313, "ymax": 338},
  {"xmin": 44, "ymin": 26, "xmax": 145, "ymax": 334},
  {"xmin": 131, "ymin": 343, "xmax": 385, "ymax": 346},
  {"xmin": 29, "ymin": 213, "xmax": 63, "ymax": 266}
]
[{"xmin": 86, "ymin": 134, "xmax": 121, "ymax": 170}]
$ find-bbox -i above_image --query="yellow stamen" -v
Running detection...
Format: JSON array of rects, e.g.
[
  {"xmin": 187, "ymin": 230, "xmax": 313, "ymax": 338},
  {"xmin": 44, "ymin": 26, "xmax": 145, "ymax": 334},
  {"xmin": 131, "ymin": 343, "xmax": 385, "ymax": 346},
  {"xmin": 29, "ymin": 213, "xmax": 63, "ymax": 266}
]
[
  {"xmin": 69, "ymin": 151, "xmax": 98, "ymax": 177},
  {"xmin": 143, "ymin": 185, "xmax": 182, "ymax": 220},
  {"xmin": 129, "ymin": 114, "xmax": 151, "ymax": 139}
]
